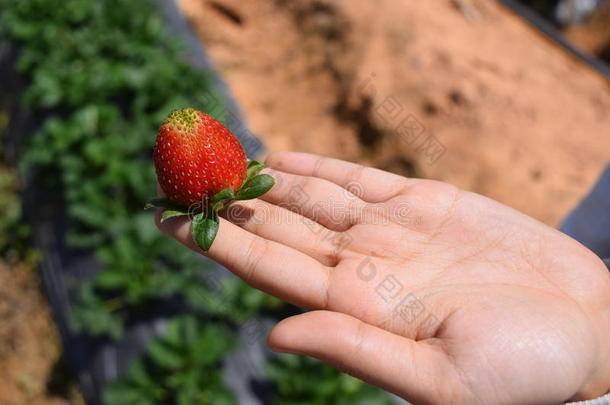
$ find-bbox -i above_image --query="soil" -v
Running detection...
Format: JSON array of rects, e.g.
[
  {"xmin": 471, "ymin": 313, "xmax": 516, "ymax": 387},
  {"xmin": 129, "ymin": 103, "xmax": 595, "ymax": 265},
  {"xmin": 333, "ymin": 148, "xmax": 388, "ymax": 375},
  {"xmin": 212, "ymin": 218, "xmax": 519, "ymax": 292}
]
[
  {"xmin": 178, "ymin": 0, "xmax": 610, "ymax": 226},
  {"xmin": 0, "ymin": 261, "xmax": 80, "ymax": 405}
]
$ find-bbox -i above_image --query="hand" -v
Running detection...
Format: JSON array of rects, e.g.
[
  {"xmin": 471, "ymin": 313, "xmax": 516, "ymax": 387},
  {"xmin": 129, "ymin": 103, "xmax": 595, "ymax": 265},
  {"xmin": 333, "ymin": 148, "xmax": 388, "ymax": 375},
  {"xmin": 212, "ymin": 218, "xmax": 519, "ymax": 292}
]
[{"xmin": 156, "ymin": 152, "xmax": 610, "ymax": 405}]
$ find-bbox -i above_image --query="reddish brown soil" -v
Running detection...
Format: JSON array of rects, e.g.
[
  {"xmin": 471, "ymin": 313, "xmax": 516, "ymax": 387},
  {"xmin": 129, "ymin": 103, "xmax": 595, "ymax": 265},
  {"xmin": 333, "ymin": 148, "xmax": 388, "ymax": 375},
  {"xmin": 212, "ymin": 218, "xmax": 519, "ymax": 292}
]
[
  {"xmin": 0, "ymin": 262, "xmax": 80, "ymax": 405},
  {"xmin": 179, "ymin": 0, "xmax": 610, "ymax": 226}
]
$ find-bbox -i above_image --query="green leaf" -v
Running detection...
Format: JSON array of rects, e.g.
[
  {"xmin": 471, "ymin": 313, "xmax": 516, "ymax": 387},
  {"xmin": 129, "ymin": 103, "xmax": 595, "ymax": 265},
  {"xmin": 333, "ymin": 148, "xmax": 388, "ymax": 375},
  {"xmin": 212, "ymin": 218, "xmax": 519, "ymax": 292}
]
[
  {"xmin": 246, "ymin": 160, "xmax": 267, "ymax": 181},
  {"xmin": 96, "ymin": 269, "xmax": 130, "ymax": 289},
  {"xmin": 191, "ymin": 211, "xmax": 219, "ymax": 251},
  {"xmin": 210, "ymin": 387, "xmax": 235, "ymax": 405},
  {"xmin": 144, "ymin": 197, "xmax": 184, "ymax": 211},
  {"xmin": 180, "ymin": 315, "xmax": 198, "ymax": 347},
  {"xmin": 192, "ymin": 325, "xmax": 235, "ymax": 365},
  {"xmin": 148, "ymin": 340, "xmax": 184, "ymax": 370},
  {"xmin": 127, "ymin": 359, "xmax": 154, "ymax": 389},
  {"xmin": 210, "ymin": 187, "xmax": 234, "ymax": 204},
  {"xmin": 234, "ymin": 174, "xmax": 275, "ymax": 200},
  {"xmin": 160, "ymin": 209, "xmax": 188, "ymax": 223},
  {"xmin": 162, "ymin": 318, "xmax": 184, "ymax": 347},
  {"xmin": 103, "ymin": 382, "xmax": 148, "ymax": 405}
]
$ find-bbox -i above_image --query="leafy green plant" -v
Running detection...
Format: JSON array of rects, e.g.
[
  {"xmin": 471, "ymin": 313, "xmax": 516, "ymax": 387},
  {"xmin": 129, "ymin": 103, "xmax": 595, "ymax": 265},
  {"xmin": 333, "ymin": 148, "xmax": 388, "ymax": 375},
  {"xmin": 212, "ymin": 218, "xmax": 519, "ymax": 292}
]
[
  {"xmin": 268, "ymin": 354, "xmax": 395, "ymax": 405},
  {"xmin": 0, "ymin": 0, "xmax": 228, "ymax": 338},
  {"xmin": 104, "ymin": 316, "xmax": 235, "ymax": 405},
  {"xmin": 0, "ymin": 108, "xmax": 36, "ymax": 264},
  {"xmin": 0, "ymin": 0, "xmax": 394, "ymax": 403},
  {"xmin": 0, "ymin": 163, "xmax": 33, "ymax": 263}
]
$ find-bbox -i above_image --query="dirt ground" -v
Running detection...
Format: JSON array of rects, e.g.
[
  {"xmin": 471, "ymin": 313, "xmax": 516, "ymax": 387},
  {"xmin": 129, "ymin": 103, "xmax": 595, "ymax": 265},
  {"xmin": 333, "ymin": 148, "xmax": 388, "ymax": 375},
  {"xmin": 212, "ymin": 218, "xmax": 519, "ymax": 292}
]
[
  {"xmin": 178, "ymin": 0, "xmax": 610, "ymax": 226},
  {"xmin": 0, "ymin": 261, "xmax": 79, "ymax": 405}
]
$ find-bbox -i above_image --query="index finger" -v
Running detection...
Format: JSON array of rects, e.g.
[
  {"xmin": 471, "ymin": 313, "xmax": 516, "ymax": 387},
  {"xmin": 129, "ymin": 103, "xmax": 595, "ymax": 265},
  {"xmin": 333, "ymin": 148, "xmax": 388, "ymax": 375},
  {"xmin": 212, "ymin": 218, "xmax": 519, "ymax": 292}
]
[
  {"xmin": 265, "ymin": 152, "xmax": 414, "ymax": 203},
  {"xmin": 155, "ymin": 181, "xmax": 331, "ymax": 308},
  {"xmin": 156, "ymin": 212, "xmax": 331, "ymax": 310}
]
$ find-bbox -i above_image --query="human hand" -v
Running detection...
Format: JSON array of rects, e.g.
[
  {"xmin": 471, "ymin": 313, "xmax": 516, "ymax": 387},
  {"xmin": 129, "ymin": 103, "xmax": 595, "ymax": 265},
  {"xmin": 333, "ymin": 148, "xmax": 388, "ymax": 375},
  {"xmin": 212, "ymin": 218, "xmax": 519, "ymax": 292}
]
[{"xmin": 156, "ymin": 152, "xmax": 610, "ymax": 405}]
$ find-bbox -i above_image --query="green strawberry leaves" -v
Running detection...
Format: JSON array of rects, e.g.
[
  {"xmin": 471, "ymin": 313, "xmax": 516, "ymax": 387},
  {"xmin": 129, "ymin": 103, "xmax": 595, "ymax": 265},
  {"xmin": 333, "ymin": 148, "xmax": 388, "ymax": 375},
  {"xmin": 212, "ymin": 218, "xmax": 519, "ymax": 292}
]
[
  {"xmin": 146, "ymin": 160, "xmax": 275, "ymax": 252},
  {"xmin": 235, "ymin": 174, "xmax": 274, "ymax": 200},
  {"xmin": 246, "ymin": 160, "xmax": 267, "ymax": 180},
  {"xmin": 145, "ymin": 198, "xmax": 190, "ymax": 223},
  {"xmin": 160, "ymin": 210, "xmax": 188, "ymax": 222},
  {"xmin": 144, "ymin": 197, "xmax": 183, "ymax": 211},
  {"xmin": 144, "ymin": 198, "xmax": 189, "ymax": 223},
  {"xmin": 235, "ymin": 160, "xmax": 274, "ymax": 200},
  {"xmin": 192, "ymin": 210, "xmax": 219, "ymax": 252},
  {"xmin": 210, "ymin": 187, "xmax": 235, "ymax": 204}
]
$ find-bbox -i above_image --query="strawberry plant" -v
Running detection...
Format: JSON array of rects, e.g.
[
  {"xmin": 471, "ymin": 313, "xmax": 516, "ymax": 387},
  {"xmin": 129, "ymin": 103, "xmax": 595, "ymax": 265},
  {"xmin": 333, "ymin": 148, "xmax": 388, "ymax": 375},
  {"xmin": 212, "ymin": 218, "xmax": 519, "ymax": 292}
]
[
  {"xmin": 0, "ymin": 0, "xmax": 393, "ymax": 403},
  {"xmin": 0, "ymin": 0, "xmax": 230, "ymax": 338},
  {"xmin": 104, "ymin": 316, "xmax": 235, "ymax": 405},
  {"xmin": 268, "ymin": 354, "xmax": 395, "ymax": 405}
]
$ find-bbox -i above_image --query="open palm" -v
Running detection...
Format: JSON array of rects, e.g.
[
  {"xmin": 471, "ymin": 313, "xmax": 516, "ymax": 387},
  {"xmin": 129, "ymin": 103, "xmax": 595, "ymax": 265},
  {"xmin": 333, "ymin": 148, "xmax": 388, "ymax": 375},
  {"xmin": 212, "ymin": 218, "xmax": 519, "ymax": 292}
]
[{"xmin": 157, "ymin": 152, "xmax": 610, "ymax": 405}]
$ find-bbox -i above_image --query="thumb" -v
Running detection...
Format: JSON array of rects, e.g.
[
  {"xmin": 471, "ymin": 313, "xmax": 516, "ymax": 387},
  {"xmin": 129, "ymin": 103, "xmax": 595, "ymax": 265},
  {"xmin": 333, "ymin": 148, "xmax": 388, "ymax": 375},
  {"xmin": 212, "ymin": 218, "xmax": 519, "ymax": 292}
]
[{"xmin": 267, "ymin": 310, "xmax": 460, "ymax": 404}]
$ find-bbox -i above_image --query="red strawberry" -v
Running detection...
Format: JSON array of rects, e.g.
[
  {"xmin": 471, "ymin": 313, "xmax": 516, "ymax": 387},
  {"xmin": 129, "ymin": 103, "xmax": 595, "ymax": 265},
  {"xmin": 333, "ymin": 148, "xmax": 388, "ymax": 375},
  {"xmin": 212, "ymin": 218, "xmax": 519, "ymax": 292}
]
[
  {"xmin": 153, "ymin": 108, "xmax": 247, "ymax": 208},
  {"xmin": 148, "ymin": 108, "xmax": 274, "ymax": 251}
]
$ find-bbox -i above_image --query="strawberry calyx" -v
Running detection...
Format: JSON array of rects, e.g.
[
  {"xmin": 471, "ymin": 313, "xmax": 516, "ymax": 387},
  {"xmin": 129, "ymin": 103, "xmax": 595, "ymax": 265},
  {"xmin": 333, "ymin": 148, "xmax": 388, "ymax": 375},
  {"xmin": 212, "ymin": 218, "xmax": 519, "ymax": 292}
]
[{"xmin": 145, "ymin": 160, "xmax": 274, "ymax": 251}]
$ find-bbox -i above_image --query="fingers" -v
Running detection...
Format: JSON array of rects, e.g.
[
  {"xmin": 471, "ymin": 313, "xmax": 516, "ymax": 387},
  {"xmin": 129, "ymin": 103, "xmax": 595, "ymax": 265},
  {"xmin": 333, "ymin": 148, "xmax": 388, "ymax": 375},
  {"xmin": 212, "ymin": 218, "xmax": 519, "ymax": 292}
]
[
  {"xmin": 268, "ymin": 310, "xmax": 458, "ymax": 404},
  {"xmin": 223, "ymin": 199, "xmax": 345, "ymax": 266},
  {"xmin": 261, "ymin": 168, "xmax": 366, "ymax": 232},
  {"xmin": 266, "ymin": 152, "xmax": 415, "ymax": 203},
  {"xmin": 156, "ymin": 213, "xmax": 330, "ymax": 309}
]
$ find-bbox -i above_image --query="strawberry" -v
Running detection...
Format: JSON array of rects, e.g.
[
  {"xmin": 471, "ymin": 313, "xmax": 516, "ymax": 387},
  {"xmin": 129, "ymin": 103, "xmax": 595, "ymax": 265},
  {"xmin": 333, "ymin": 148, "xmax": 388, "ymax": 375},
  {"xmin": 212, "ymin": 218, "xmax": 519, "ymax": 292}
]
[
  {"xmin": 146, "ymin": 108, "xmax": 274, "ymax": 251},
  {"xmin": 154, "ymin": 108, "xmax": 247, "ymax": 208}
]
